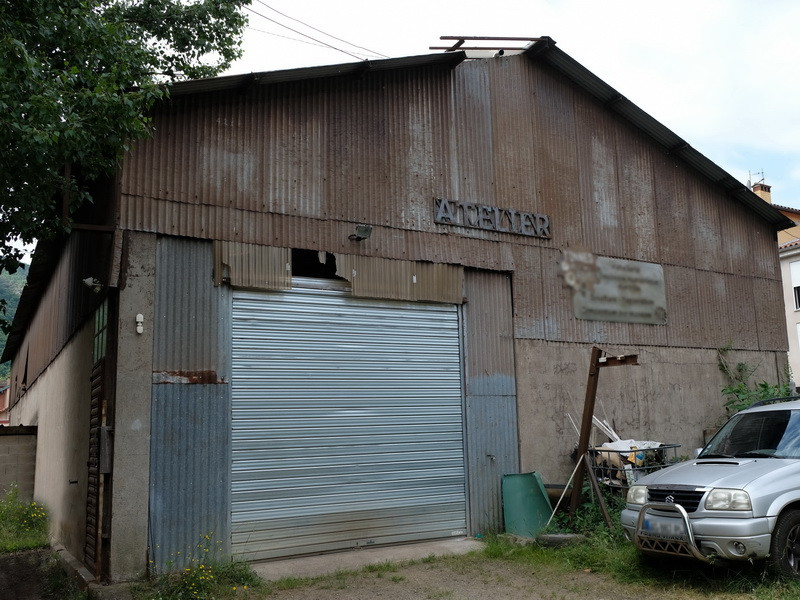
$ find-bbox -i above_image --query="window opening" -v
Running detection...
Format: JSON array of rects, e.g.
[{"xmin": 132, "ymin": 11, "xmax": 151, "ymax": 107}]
[{"xmin": 291, "ymin": 249, "xmax": 343, "ymax": 280}]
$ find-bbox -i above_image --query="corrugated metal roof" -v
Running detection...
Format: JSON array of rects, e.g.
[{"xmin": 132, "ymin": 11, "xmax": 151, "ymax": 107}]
[
  {"xmin": 523, "ymin": 37, "xmax": 794, "ymax": 232},
  {"xmin": 168, "ymin": 52, "xmax": 467, "ymax": 97}
]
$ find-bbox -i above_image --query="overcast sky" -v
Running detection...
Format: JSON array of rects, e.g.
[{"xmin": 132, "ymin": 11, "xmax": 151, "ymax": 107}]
[{"xmin": 225, "ymin": 0, "xmax": 800, "ymax": 209}]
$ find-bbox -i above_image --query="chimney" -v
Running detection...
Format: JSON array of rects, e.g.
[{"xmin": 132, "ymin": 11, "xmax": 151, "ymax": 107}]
[{"xmin": 752, "ymin": 182, "xmax": 772, "ymax": 203}]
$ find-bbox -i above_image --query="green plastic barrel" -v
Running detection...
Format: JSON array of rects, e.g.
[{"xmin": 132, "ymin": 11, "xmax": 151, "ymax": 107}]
[{"xmin": 502, "ymin": 472, "xmax": 552, "ymax": 538}]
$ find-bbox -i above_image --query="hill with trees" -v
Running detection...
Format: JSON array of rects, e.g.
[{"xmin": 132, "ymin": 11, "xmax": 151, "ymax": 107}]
[{"xmin": 0, "ymin": 265, "xmax": 28, "ymax": 379}]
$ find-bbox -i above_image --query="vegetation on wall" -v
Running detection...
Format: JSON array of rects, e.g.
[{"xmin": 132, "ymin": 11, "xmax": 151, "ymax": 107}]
[
  {"xmin": 0, "ymin": 264, "xmax": 27, "ymax": 379},
  {"xmin": 717, "ymin": 345, "xmax": 793, "ymax": 414}
]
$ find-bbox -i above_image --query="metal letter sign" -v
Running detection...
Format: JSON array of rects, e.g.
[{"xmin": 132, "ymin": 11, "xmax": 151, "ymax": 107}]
[{"xmin": 434, "ymin": 198, "xmax": 551, "ymax": 239}]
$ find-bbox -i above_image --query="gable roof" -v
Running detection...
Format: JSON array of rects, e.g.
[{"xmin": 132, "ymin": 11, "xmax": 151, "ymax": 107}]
[
  {"xmin": 165, "ymin": 37, "xmax": 793, "ymax": 232},
  {"xmin": 1, "ymin": 38, "xmax": 793, "ymax": 365},
  {"xmin": 522, "ymin": 38, "xmax": 793, "ymax": 231}
]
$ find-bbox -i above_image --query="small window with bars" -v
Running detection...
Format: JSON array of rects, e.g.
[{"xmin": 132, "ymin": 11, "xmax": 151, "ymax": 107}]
[{"xmin": 93, "ymin": 299, "xmax": 108, "ymax": 363}]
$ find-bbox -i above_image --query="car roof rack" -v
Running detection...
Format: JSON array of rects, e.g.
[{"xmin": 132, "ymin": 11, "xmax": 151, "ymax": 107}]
[{"xmin": 748, "ymin": 395, "xmax": 800, "ymax": 408}]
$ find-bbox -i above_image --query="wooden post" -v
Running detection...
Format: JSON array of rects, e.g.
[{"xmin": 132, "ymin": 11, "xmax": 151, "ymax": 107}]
[
  {"xmin": 569, "ymin": 346, "xmax": 603, "ymax": 514},
  {"xmin": 569, "ymin": 347, "xmax": 638, "ymax": 516}
]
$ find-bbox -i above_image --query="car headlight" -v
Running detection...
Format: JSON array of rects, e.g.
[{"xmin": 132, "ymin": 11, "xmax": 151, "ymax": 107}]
[
  {"xmin": 626, "ymin": 485, "xmax": 647, "ymax": 505},
  {"xmin": 705, "ymin": 488, "xmax": 751, "ymax": 510}
]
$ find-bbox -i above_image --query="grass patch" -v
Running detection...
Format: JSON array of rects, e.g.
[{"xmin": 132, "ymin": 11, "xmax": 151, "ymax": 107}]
[
  {"xmin": 0, "ymin": 483, "xmax": 49, "ymax": 553},
  {"xmin": 480, "ymin": 489, "xmax": 800, "ymax": 600}
]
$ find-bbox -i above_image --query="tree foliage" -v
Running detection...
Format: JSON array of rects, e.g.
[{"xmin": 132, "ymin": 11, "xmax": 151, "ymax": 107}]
[{"xmin": 0, "ymin": 0, "xmax": 249, "ymax": 277}]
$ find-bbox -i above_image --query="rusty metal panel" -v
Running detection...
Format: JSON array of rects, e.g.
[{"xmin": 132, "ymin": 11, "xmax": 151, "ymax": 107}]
[
  {"xmin": 653, "ymin": 155, "xmax": 695, "ymax": 268},
  {"xmin": 334, "ymin": 255, "xmax": 464, "ymax": 304},
  {"xmin": 573, "ymin": 101, "xmax": 625, "ymax": 259},
  {"xmin": 213, "ymin": 242, "xmax": 290, "ymax": 290},
  {"xmin": 485, "ymin": 59, "xmax": 540, "ymax": 214},
  {"xmin": 7, "ymin": 233, "xmax": 111, "ymax": 404},
  {"xmin": 526, "ymin": 62, "xmax": 584, "ymax": 246},
  {"xmin": 447, "ymin": 60, "xmax": 494, "ymax": 206},
  {"xmin": 462, "ymin": 270, "xmax": 518, "ymax": 534},
  {"xmin": 615, "ymin": 128, "xmax": 658, "ymax": 263},
  {"xmin": 153, "ymin": 237, "xmax": 231, "ymax": 376},
  {"xmin": 754, "ymin": 276, "xmax": 790, "ymax": 351},
  {"xmin": 719, "ymin": 200, "xmax": 781, "ymax": 280},
  {"xmin": 663, "ymin": 265, "xmax": 701, "ymax": 347},
  {"xmin": 687, "ymin": 181, "xmax": 726, "ymax": 273}
]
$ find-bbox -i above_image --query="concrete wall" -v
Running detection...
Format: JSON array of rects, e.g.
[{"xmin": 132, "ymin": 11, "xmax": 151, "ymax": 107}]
[
  {"xmin": 516, "ymin": 340, "xmax": 789, "ymax": 484},
  {"xmin": 0, "ymin": 427, "xmax": 37, "ymax": 500},
  {"xmin": 10, "ymin": 322, "xmax": 93, "ymax": 560},
  {"xmin": 108, "ymin": 232, "xmax": 156, "ymax": 582}
]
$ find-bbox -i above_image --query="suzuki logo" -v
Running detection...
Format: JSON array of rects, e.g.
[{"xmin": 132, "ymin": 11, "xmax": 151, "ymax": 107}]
[{"xmin": 665, "ymin": 495, "xmax": 675, "ymax": 503}]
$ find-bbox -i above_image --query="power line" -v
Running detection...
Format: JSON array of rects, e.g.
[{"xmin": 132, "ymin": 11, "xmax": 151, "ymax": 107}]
[
  {"xmin": 244, "ymin": 4, "xmax": 369, "ymax": 62},
  {"xmin": 246, "ymin": 26, "xmax": 340, "ymax": 51},
  {"xmin": 253, "ymin": 0, "xmax": 389, "ymax": 59}
]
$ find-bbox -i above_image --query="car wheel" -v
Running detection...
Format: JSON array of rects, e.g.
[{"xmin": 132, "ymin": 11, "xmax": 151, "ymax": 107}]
[{"xmin": 769, "ymin": 509, "xmax": 800, "ymax": 578}]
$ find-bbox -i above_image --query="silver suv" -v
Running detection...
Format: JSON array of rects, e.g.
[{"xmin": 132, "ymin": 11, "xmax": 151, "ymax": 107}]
[{"xmin": 621, "ymin": 397, "xmax": 800, "ymax": 577}]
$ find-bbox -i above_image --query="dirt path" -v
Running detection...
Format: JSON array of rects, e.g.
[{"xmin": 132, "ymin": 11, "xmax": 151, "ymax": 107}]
[{"xmin": 255, "ymin": 554, "xmax": 734, "ymax": 600}]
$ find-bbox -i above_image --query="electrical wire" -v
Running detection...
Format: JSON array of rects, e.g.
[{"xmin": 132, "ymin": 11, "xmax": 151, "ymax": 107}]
[
  {"xmin": 252, "ymin": 0, "xmax": 389, "ymax": 59},
  {"xmin": 246, "ymin": 26, "xmax": 338, "ymax": 51},
  {"xmin": 244, "ymin": 4, "xmax": 372, "ymax": 62}
]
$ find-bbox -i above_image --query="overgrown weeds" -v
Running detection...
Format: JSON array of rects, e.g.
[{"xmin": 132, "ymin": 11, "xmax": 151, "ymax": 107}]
[
  {"xmin": 0, "ymin": 483, "xmax": 49, "ymax": 552},
  {"xmin": 135, "ymin": 534, "xmax": 262, "ymax": 600},
  {"xmin": 482, "ymin": 483, "xmax": 800, "ymax": 600}
]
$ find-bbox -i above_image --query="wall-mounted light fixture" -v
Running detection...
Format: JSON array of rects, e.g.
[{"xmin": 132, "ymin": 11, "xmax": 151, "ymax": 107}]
[
  {"xmin": 136, "ymin": 314, "xmax": 144, "ymax": 335},
  {"xmin": 349, "ymin": 224, "xmax": 373, "ymax": 241},
  {"xmin": 82, "ymin": 277, "xmax": 103, "ymax": 293}
]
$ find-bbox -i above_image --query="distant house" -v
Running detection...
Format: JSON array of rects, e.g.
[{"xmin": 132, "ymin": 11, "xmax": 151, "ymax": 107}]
[
  {"xmin": 0, "ymin": 380, "xmax": 9, "ymax": 426},
  {"xmin": 2, "ymin": 38, "xmax": 792, "ymax": 583},
  {"xmin": 761, "ymin": 183, "xmax": 800, "ymax": 386}
]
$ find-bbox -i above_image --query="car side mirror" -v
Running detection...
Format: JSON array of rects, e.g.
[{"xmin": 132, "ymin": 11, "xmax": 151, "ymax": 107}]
[{"xmin": 692, "ymin": 447, "xmax": 703, "ymax": 458}]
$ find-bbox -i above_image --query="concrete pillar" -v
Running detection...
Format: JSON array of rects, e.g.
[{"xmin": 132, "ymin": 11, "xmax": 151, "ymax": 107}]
[{"xmin": 109, "ymin": 232, "xmax": 156, "ymax": 581}]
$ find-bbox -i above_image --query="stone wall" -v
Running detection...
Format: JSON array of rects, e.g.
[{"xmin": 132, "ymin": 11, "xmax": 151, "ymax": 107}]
[{"xmin": 0, "ymin": 426, "xmax": 37, "ymax": 500}]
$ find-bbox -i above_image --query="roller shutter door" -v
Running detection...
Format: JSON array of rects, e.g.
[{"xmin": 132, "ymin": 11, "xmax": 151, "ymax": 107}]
[{"xmin": 231, "ymin": 281, "xmax": 466, "ymax": 560}]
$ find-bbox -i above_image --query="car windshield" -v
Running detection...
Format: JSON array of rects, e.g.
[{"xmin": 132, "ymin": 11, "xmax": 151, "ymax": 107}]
[{"xmin": 700, "ymin": 409, "xmax": 800, "ymax": 459}]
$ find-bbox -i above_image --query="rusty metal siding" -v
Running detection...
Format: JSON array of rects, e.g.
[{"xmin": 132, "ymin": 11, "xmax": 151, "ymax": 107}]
[
  {"xmin": 462, "ymin": 270, "xmax": 518, "ymax": 534},
  {"xmin": 663, "ymin": 265, "xmax": 701, "ymax": 347},
  {"xmin": 687, "ymin": 181, "xmax": 726, "ymax": 273},
  {"xmin": 574, "ymin": 99, "xmax": 624, "ymax": 259},
  {"xmin": 615, "ymin": 128, "xmax": 658, "ymax": 263},
  {"xmin": 334, "ymin": 255, "xmax": 464, "ymax": 304},
  {"xmin": 113, "ymin": 53, "xmax": 786, "ymax": 355},
  {"xmin": 527, "ymin": 62, "xmax": 584, "ymax": 246},
  {"xmin": 212, "ymin": 242, "xmax": 290, "ymax": 290},
  {"xmin": 755, "ymin": 276, "xmax": 790, "ymax": 351},
  {"xmin": 653, "ymin": 154, "xmax": 696, "ymax": 268},
  {"xmin": 8, "ymin": 233, "xmax": 111, "ymax": 404}
]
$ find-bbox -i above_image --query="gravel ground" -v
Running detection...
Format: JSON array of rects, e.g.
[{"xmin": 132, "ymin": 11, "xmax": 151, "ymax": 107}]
[{"xmin": 255, "ymin": 553, "xmax": 730, "ymax": 600}]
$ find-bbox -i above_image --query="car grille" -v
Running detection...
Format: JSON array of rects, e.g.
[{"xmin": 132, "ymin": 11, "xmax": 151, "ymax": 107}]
[{"xmin": 647, "ymin": 488, "xmax": 705, "ymax": 512}]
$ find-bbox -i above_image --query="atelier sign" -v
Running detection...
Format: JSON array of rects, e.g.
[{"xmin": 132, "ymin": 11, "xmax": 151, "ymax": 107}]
[
  {"xmin": 561, "ymin": 250, "xmax": 667, "ymax": 325},
  {"xmin": 434, "ymin": 197, "xmax": 551, "ymax": 239}
]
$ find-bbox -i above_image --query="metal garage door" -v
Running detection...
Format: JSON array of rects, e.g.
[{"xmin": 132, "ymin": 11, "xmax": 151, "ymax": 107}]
[{"xmin": 230, "ymin": 279, "xmax": 466, "ymax": 560}]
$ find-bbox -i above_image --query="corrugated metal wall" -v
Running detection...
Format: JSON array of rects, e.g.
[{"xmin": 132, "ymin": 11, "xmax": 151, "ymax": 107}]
[
  {"xmin": 462, "ymin": 270, "xmax": 519, "ymax": 534},
  {"xmin": 149, "ymin": 238, "xmax": 231, "ymax": 570},
  {"xmin": 117, "ymin": 54, "xmax": 784, "ymax": 354},
  {"xmin": 8, "ymin": 232, "xmax": 112, "ymax": 405}
]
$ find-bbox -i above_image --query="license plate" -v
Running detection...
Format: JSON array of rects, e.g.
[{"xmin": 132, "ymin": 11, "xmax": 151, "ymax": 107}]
[{"xmin": 643, "ymin": 518, "xmax": 687, "ymax": 541}]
